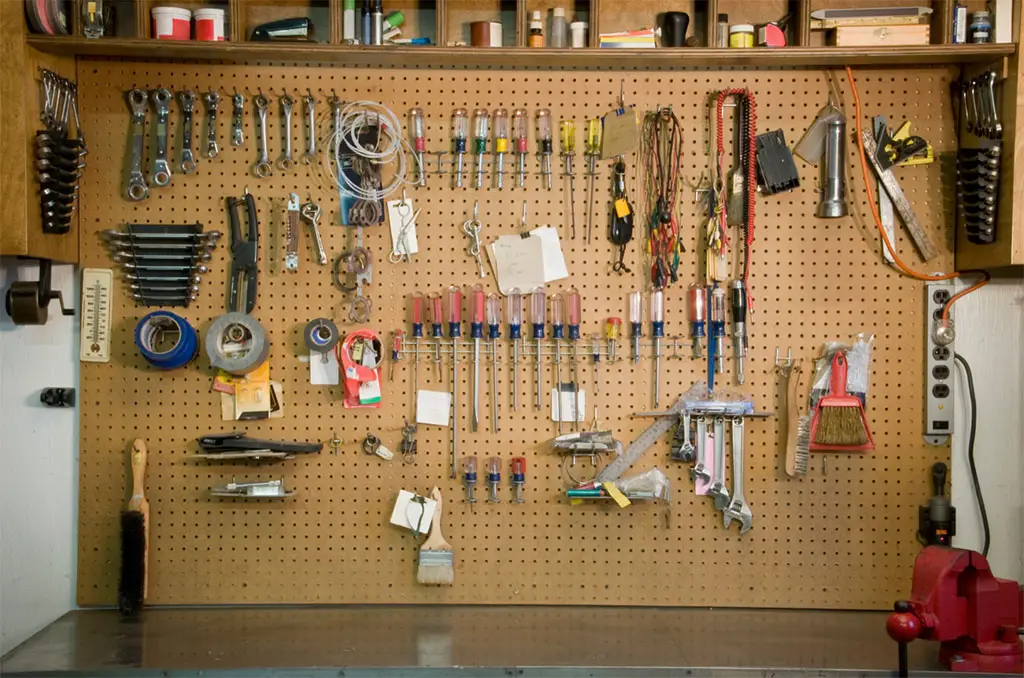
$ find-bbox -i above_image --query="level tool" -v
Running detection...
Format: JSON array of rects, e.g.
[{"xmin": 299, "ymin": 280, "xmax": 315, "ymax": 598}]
[{"xmin": 80, "ymin": 268, "xmax": 114, "ymax": 363}]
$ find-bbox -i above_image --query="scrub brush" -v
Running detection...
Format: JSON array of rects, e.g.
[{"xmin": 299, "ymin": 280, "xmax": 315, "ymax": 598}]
[{"xmin": 119, "ymin": 439, "xmax": 148, "ymax": 615}]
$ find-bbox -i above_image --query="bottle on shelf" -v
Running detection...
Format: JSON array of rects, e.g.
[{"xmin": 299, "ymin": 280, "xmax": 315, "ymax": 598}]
[{"xmin": 528, "ymin": 11, "xmax": 545, "ymax": 48}]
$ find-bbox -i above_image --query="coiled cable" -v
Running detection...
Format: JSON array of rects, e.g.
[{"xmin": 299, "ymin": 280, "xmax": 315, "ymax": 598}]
[{"xmin": 325, "ymin": 100, "xmax": 418, "ymax": 201}]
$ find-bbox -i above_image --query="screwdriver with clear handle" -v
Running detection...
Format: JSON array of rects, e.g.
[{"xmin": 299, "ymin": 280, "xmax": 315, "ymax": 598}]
[
  {"xmin": 551, "ymin": 290, "xmax": 565, "ymax": 433},
  {"xmin": 487, "ymin": 292, "xmax": 501, "ymax": 432},
  {"xmin": 508, "ymin": 288, "xmax": 523, "ymax": 411},
  {"xmin": 409, "ymin": 107, "xmax": 426, "ymax": 186},
  {"xmin": 537, "ymin": 109, "xmax": 553, "ymax": 190},
  {"xmin": 629, "ymin": 289, "xmax": 642, "ymax": 364},
  {"xmin": 472, "ymin": 108, "xmax": 489, "ymax": 189},
  {"xmin": 411, "ymin": 292, "xmax": 424, "ymax": 416},
  {"xmin": 470, "ymin": 284, "xmax": 484, "ymax": 433},
  {"xmin": 711, "ymin": 285, "xmax": 726, "ymax": 376},
  {"xmin": 731, "ymin": 279, "xmax": 747, "ymax": 385},
  {"xmin": 493, "ymin": 108, "xmax": 509, "ymax": 189},
  {"xmin": 512, "ymin": 108, "xmax": 529, "ymax": 188},
  {"xmin": 530, "ymin": 286, "xmax": 546, "ymax": 410},
  {"xmin": 429, "ymin": 292, "xmax": 443, "ymax": 380},
  {"xmin": 650, "ymin": 287, "xmax": 664, "ymax": 408},
  {"xmin": 585, "ymin": 118, "xmax": 602, "ymax": 243},
  {"xmin": 566, "ymin": 286, "xmax": 581, "ymax": 430},
  {"xmin": 447, "ymin": 285, "xmax": 462, "ymax": 478},
  {"xmin": 451, "ymin": 108, "xmax": 468, "ymax": 188},
  {"xmin": 688, "ymin": 284, "xmax": 706, "ymax": 359},
  {"xmin": 560, "ymin": 119, "xmax": 577, "ymax": 238}
]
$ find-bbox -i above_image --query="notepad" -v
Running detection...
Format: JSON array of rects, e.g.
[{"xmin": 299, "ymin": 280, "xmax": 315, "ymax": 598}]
[{"xmin": 486, "ymin": 226, "xmax": 568, "ymax": 295}]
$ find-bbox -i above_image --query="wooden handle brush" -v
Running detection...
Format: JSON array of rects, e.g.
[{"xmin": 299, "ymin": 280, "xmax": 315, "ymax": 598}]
[
  {"xmin": 416, "ymin": 487, "xmax": 454, "ymax": 586},
  {"xmin": 119, "ymin": 439, "xmax": 149, "ymax": 615}
]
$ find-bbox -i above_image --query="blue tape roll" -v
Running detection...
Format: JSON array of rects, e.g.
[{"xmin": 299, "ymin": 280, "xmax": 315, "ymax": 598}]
[{"xmin": 135, "ymin": 310, "xmax": 199, "ymax": 369}]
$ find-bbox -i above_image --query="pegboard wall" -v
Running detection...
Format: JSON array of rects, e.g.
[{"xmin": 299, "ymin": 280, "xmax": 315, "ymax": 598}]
[{"xmin": 76, "ymin": 59, "xmax": 956, "ymax": 609}]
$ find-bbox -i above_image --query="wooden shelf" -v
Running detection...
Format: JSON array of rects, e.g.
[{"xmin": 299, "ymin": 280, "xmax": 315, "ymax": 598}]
[{"xmin": 25, "ymin": 36, "xmax": 1016, "ymax": 67}]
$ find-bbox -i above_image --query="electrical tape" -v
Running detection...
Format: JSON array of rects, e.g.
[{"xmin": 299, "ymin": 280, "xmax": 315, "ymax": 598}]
[
  {"xmin": 135, "ymin": 310, "xmax": 199, "ymax": 369},
  {"xmin": 205, "ymin": 312, "xmax": 270, "ymax": 375},
  {"xmin": 303, "ymin": 317, "xmax": 339, "ymax": 353}
]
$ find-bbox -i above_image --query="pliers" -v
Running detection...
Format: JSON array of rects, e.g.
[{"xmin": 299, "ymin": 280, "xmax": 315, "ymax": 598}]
[{"xmin": 227, "ymin": 189, "xmax": 258, "ymax": 313}]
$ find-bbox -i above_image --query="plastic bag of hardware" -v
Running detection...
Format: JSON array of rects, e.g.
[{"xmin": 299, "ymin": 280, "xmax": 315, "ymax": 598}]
[
  {"xmin": 614, "ymin": 467, "xmax": 671, "ymax": 502},
  {"xmin": 808, "ymin": 333, "xmax": 875, "ymax": 410},
  {"xmin": 794, "ymin": 102, "xmax": 844, "ymax": 165},
  {"xmin": 680, "ymin": 381, "xmax": 755, "ymax": 415}
]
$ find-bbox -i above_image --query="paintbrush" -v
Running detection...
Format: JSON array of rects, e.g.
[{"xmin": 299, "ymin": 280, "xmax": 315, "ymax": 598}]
[
  {"xmin": 810, "ymin": 351, "xmax": 874, "ymax": 452},
  {"xmin": 783, "ymin": 362, "xmax": 810, "ymax": 476},
  {"xmin": 119, "ymin": 439, "xmax": 149, "ymax": 615},
  {"xmin": 416, "ymin": 486, "xmax": 454, "ymax": 586}
]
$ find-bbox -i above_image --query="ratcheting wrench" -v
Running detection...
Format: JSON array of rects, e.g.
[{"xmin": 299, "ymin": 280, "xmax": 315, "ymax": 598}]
[
  {"xmin": 149, "ymin": 88, "xmax": 172, "ymax": 187},
  {"xmin": 125, "ymin": 88, "xmax": 149, "ymax": 201},
  {"xmin": 301, "ymin": 90, "xmax": 318, "ymax": 165},
  {"xmin": 178, "ymin": 90, "xmax": 197, "ymax": 174},
  {"xmin": 723, "ymin": 417, "xmax": 753, "ymax": 534},
  {"xmin": 707, "ymin": 416, "xmax": 730, "ymax": 510},
  {"xmin": 202, "ymin": 90, "xmax": 220, "ymax": 159},
  {"xmin": 253, "ymin": 94, "xmax": 272, "ymax": 178},
  {"xmin": 277, "ymin": 93, "xmax": 295, "ymax": 171},
  {"xmin": 231, "ymin": 92, "xmax": 245, "ymax": 147}
]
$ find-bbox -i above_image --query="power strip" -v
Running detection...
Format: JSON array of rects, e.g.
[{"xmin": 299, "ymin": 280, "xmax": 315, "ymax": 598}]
[{"xmin": 924, "ymin": 281, "xmax": 955, "ymax": 444}]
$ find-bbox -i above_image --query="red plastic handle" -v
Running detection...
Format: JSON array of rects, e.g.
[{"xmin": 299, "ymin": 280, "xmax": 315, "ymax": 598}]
[{"xmin": 830, "ymin": 351, "xmax": 849, "ymax": 396}]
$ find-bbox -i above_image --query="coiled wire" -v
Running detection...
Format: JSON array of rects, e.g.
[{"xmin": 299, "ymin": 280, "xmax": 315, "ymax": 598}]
[{"xmin": 325, "ymin": 100, "xmax": 420, "ymax": 201}]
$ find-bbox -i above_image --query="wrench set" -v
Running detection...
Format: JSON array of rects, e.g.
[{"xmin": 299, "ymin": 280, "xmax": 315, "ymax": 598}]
[
  {"xmin": 957, "ymin": 69, "xmax": 1004, "ymax": 245},
  {"xmin": 36, "ymin": 69, "xmax": 86, "ymax": 234},
  {"xmin": 687, "ymin": 414, "xmax": 753, "ymax": 534}
]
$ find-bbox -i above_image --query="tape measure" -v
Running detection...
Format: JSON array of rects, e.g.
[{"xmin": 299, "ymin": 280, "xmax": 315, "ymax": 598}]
[{"xmin": 80, "ymin": 268, "xmax": 113, "ymax": 363}]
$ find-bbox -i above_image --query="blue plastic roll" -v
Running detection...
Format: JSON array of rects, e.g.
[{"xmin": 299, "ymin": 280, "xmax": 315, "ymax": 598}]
[{"xmin": 134, "ymin": 310, "xmax": 199, "ymax": 369}]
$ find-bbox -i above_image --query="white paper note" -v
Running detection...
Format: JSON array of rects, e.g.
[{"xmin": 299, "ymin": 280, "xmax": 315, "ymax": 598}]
[
  {"xmin": 551, "ymin": 388, "xmax": 586, "ymax": 422},
  {"xmin": 416, "ymin": 390, "xmax": 452, "ymax": 426},
  {"xmin": 310, "ymin": 349, "xmax": 340, "ymax": 386},
  {"xmin": 486, "ymin": 227, "xmax": 568, "ymax": 295},
  {"xmin": 532, "ymin": 226, "xmax": 569, "ymax": 282},
  {"xmin": 387, "ymin": 199, "xmax": 419, "ymax": 258}
]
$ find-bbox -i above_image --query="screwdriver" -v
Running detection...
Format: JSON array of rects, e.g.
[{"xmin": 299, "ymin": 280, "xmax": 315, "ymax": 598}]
[
  {"xmin": 411, "ymin": 292, "xmax": 424, "ymax": 402},
  {"xmin": 451, "ymin": 107, "xmax": 468, "ymax": 188},
  {"xmin": 650, "ymin": 287, "xmax": 664, "ymax": 408},
  {"xmin": 731, "ymin": 279, "xmax": 747, "ymax": 385},
  {"xmin": 606, "ymin": 317, "xmax": 621, "ymax": 364},
  {"xmin": 462, "ymin": 456, "xmax": 478, "ymax": 504},
  {"xmin": 447, "ymin": 285, "xmax": 462, "ymax": 478},
  {"xmin": 530, "ymin": 286, "xmax": 546, "ymax": 410},
  {"xmin": 512, "ymin": 108, "xmax": 529, "ymax": 188},
  {"xmin": 567, "ymin": 286, "xmax": 581, "ymax": 430},
  {"xmin": 628, "ymin": 289, "xmax": 642, "ymax": 364},
  {"xmin": 493, "ymin": 108, "xmax": 509, "ymax": 189},
  {"xmin": 585, "ymin": 118, "xmax": 602, "ymax": 244},
  {"xmin": 688, "ymin": 285, "xmax": 706, "ymax": 359},
  {"xmin": 510, "ymin": 457, "xmax": 527, "ymax": 503},
  {"xmin": 486, "ymin": 456, "xmax": 502, "ymax": 503},
  {"xmin": 552, "ymin": 290, "xmax": 565, "ymax": 433},
  {"xmin": 429, "ymin": 292, "xmax": 443, "ymax": 380},
  {"xmin": 487, "ymin": 292, "xmax": 502, "ymax": 432},
  {"xmin": 560, "ymin": 119, "xmax": 577, "ymax": 239},
  {"xmin": 507, "ymin": 287, "xmax": 523, "ymax": 411},
  {"xmin": 710, "ymin": 285, "xmax": 726, "ymax": 375},
  {"xmin": 591, "ymin": 332, "xmax": 602, "ymax": 397},
  {"xmin": 537, "ymin": 108, "xmax": 553, "ymax": 190},
  {"xmin": 409, "ymin": 107, "xmax": 426, "ymax": 186},
  {"xmin": 472, "ymin": 108, "xmax": 490, "ymax": 190},
  {"xmin": 470, "ymin": 283, "xmax": 484, "ymax": 433},
  {"xmin": 390, "ymin": 330, "xmax": 404, "ymax": 380}
]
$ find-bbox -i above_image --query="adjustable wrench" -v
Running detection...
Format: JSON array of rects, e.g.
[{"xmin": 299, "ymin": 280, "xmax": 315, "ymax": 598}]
[
  {"xmin": 253, "ymin": 94, "xmax": 272, "ymax": 178},
  {"xmin": 301, "ymin": 90, "xmax": 318, "ymax": 165},
  {"xmin": 178, "ymin": 90, "xmax": 197, "ymax": 174},
  {"xmin": 689, "ymin": 415, "xmax": 710, "ymax": 484},
  {"xmin": 202, "ymin": 90, "xmax": 220, "ymax": 158},
  {"xmin": 149, "ymin": 88, "xmax": 172, "ymax": 187},
  {"xmin": 300, "ymin": 199, "xmax": 327, "ymax": 264},
  {"xmin": 723, "ymin": 417, "xmax": 753, "ymax": 534},
  {"xmin": 277, "ymin": 93, "xmax": 295, "ymax": 171},
  {"xmin": 231, "ymin": 92, "xmax": 245, "ymax": 146},
  {"xmin": 706, "ymin": 416, "xmax": 730, "ymax": 510},
  {"xmin": 125, "ymin": 88, "xmax": 149, "ymax": 200}
]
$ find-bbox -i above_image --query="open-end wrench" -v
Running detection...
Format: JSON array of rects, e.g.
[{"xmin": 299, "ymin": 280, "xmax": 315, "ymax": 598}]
[
  {"xmin": 178, "ymin": 90, "xmax": 197, "ymax": 174},
  {"xmin": 300, "ymin": 199, "xmax": 327, "ymax": 264},
  {"xmin": 983, "ymin": 71, "xmax": 1003, "ymax": 139},
  {"xmin": 707, "ymin": 416, "xmax": 730, "ymax": 510},
  {"xmin": 960, "ymin": 80, "xmax": 975, "ymax": 135},
  {"xmin": 149, "ymin": 88, "xmax": 172, "ymax": 187},
  {"xmin": 231, "ymin": 92, "xmax": 245, "ymax": 146},
  {"xmin": 723, "ymin": 417, "xmax": 753, "ymax": 534},
  {"xmin": 202, "ymin": 90, "xmax": 220, "ymax": 159},
  {"xmin": 277, "ymin": 93, "xmax": 295, "ymax": 171},
  {"xmin": 689, "ymin": 414, "xmax": 710, "ymax": 484},
  {"xmin": 968, "ymin": 79, "xmax": 988, "ymax": 139},
  {"xmin": 253, "ymin": 94, "xmax": 272, "ymax": 178},
  {"xmin": 301, "ymin": 90, "xmax": 318, "ymax": 165}
]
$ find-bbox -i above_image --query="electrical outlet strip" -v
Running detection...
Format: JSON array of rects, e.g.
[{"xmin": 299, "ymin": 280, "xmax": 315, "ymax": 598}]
[{"xmin": 924, "ymin": 281, "xmax": 955, "ymax": 444}]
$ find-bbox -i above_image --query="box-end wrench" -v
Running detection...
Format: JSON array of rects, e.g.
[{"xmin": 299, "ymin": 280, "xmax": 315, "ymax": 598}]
[
  {"xmin": 231, "ymin": 92, "xmax": 245, "ymax": 147},
  {"xmin": 300, "ymin": 199, "xmax": 327, "ymax": 264},
  {"xmin": 149, "ymin": 89, "xmax": 172, "ymax": 187},
  {"xmin": 202, "ymin": 90, "xmax": 220, "ymax": 159},
  {"xmin": 983, "ymin": 71, "xmax": 1003, "ymax": 139},
  {"xmin": 723, "ymin": 417, "xmax": 753, "ymax": 534},
  {"xmin": 178, "ymin": 90, "xmax": 198, "ymax": 174},
  {"xmin": 277, "ymin": 93, "xmax": 295, "ymax": 171},
  {"xmin": 707, "ymin": 416, "xmax": 730, "ymax": 510},
  {"xmin": 301, "ymin": 90, "xmax": 318, "ymax": 165},
  {"xmin": 689, "ymin": 414, "xmax": 710, "ymax": 483},
  {"xmin": 253, "ymin": 94, "xmax": 272, "ymax": 178}
]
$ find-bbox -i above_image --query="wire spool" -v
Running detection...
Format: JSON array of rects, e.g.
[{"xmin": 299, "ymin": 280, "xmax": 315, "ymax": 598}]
[
  {"xmin": 135, "ymin": 310, "xmax": 199, "ymax": 369},
  {"xmin": 205, "ymin": 312, "xmax": 270, "ymax": 375},
  {"xmin": 303, "ymin": 317, "xmax": 339, "ymax": 354}
]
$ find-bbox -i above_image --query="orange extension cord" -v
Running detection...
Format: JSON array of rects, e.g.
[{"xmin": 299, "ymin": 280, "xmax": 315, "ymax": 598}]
[{"xmin": 845, "ymin": 66, "xmax": 989, "ymax": 323}]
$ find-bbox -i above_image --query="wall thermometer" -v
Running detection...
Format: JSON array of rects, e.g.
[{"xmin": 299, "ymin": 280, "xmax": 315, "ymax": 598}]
[{"xmin": 80, "ymin": 268, "xmax": 113, "ymax": 363}]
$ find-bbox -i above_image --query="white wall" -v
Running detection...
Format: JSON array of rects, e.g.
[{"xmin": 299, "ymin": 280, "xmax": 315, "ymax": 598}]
[
  {"xmin": 0, "ymin": 258, "xmax": 78, "ymax": 656},
  {"xmin": 951, "ymin": 273, "xmax": 1024, "ymax": 583}
]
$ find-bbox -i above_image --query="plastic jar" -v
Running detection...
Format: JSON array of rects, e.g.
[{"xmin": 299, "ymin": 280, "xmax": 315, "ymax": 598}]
[
  {"xmin": 152, "ymin": 6, "xmax": 192, "ymax": 40},
  {"xmin": 969, "ymin": 10, "xmax": 992, "ymax": 43},
  {"xmin": 570, "ymin": 21, "xmax": 587, "ymax": 48},
  {"xmin": 729, "ymin": 24, "xmax": 754, "ymax": 48},
  {"xmin": 194, "ymin": 7, "xmax": 226, "ymax": 41}
]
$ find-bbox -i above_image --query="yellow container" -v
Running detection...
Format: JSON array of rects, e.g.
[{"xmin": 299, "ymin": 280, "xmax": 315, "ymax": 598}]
[{"xmin": 729, "ymin": 24, "xmax": 754, "ymax": 48}]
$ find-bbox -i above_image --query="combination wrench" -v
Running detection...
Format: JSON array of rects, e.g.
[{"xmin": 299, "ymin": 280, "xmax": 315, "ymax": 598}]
[
  {"xmin": 301, "ymin": 90, "xmax": 318, "ymax": 165},
  {"xmin": 690, "ymin": 415, "xmax": 711, "ymax": 484},
  {"xmin": 125, "ymin": 88, "xmax": 149, "ymax": 201},
  {"xmin": 178, "ymin": 90, "xmax": 198, "ymax": 174},
  {"xmin": 253, "ymin": 93, "xmax": 272, "ymax": 178},
  {"xmin": 723, "ymin": 417, "xmax": 753, "ymax": 534},
  {"xmin": 149, "ymin": 88, "xmax": 172, "ymax": 187},
  {"xmin": 707, "ymin": 416, "xmax": 731, "ymax": 510},
  {"xmin": 277, "ymin": 93, "xmax": 295, "ymax": 171},
  {"xmin": 300, "ymin": 199, "xmax": 327, "ymax": 264},
  {"xmin": 202, "ymin": 90, "xmax": 220, "ymax": 159},
  {"xmin": 231, "ymin": 91, "xmax": 245, "ymax": 147},
  {"xmin": 983, "ymin": 71, "xmax": 1003, "ymax": 139}
]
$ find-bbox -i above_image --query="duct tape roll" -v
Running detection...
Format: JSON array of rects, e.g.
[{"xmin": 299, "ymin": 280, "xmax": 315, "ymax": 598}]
[
  {"xmin": 206, "ymin": 312, "xmax": 271, "ymax": 375},
  {"xmin": 135, "ymin": 310, "xmax": 199, "ymax": 369},
  {"xmin": 303, "ymin": 317, "xmax": 339, "ymax": 354}
]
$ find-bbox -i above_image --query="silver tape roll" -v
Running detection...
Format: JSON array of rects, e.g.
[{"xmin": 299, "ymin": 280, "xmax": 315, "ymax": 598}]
[
  {"xmin": 206, "ymin": 312, "xmax": 270, "ymax": 375},
  {"xmin": 303, "ymin": 317, "xmax": 339, "ymax": 353}
]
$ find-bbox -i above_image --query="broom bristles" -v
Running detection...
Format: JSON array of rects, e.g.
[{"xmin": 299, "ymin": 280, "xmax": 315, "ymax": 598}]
[
  {"xmin": 119, "ymin": 510, "xmax": 146, "ymax": 616},
  {"xmin": 814, "ymin": 405, "xmax": 869, "ymax": 447},
  {"xmin": 416, "ymin": 548, "xmax": 454, "ymax": 586}
]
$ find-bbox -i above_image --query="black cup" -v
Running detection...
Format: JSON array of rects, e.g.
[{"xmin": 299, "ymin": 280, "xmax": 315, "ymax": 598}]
[{"xmin": 662, "ymin": 11, "xmax": 689, "ymax": 47}]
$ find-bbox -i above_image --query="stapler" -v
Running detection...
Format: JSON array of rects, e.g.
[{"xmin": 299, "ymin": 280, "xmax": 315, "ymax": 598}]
[{"xmin": 250, "ymin": 17, "xmax": 315, "ymax": 41}]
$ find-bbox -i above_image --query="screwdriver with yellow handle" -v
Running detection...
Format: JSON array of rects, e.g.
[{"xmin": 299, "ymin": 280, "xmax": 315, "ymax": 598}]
[
  {"xmin": 560, "ymin": 119, "xmax": 577, "ymax": 239},
  {"xmin": 585, "ymin": 118, "xmax": 602, "ymax": 244}
]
